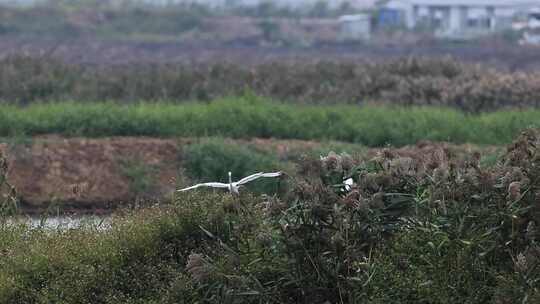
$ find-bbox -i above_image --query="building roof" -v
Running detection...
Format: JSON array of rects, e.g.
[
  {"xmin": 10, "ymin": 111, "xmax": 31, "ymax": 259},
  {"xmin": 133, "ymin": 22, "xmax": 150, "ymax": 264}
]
[
  {"xmin": 339, "ymin": 14, "xmax": 370, "ymax": 22},
  {"xmin": 389, "ymin": 0, "xmax": 538, "ymax": 8}
]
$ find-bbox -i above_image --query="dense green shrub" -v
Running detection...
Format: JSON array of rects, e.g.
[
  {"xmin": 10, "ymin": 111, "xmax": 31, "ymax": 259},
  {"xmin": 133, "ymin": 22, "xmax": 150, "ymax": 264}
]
[
  {"xmin": 0, "ymin": 97, "xmax": 537, "ymax": 146},
  {"xmin": 1, "ymin": 56, "xmax": 540, "ymax": 112},
  {"xmin": 183, "ymin": 138, "xmax": 284, "ymax": 194}
]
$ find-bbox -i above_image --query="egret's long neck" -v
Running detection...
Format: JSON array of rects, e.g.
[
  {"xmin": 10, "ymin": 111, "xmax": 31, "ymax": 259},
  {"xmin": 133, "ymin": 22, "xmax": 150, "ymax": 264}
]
[{"xmin": 228, "ymin": 172, "xmax": 232, "ymax": 186}]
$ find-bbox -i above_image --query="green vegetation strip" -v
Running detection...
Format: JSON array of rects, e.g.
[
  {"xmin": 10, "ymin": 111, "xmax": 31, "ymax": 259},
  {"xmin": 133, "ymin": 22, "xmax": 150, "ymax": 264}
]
[{"xmin": 1, "ymin": 96, "xmax": 538, "ymax": 146}]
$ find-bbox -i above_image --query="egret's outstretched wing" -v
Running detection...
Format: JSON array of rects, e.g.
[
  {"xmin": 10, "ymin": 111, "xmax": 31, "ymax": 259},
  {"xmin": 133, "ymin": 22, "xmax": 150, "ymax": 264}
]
[
  {"xmin": 177, "ymin": 182, "xmax": 229, "ymax": 192},
  {"xmin": 236, "ymin": 172, "xmax": 263, "ymax": 185},
  {"xmin": 260, "ymin": 172, "xmax": 282, "ymax": 178},
  {"xmin": 237, "ymin": 172, "xmax": 282, "ymax": 185}
]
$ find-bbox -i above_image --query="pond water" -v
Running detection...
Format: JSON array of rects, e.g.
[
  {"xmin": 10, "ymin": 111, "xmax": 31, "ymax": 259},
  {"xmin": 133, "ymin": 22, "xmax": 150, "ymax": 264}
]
[{"xmin": 4, "ymin": 215, "xmax": 111, "ymax": 230}]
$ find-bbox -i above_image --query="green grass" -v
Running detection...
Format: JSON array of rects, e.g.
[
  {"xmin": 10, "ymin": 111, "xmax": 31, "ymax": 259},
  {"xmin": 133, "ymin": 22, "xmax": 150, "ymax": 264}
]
[
  {"xmin": 0, "ymin": 197, "xmax": 228, "ymax": 304},
  {"xmin": 1, "ymin": 96, "xmax": 537, "ymax": 147},
  {"xmin": 119, "ymin": 158, "xmax": 159, "ymax": 199}
]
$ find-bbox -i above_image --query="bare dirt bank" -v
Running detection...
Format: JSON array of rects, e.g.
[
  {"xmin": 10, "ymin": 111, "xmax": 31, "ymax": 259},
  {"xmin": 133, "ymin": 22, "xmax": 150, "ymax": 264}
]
[
  {"xmin": 0, "ymin": 136, "xmax": 181, "ymax": 212},
  {"xmin": 3, "ymin": 36, "xmax": 540, "ymax": 70}
]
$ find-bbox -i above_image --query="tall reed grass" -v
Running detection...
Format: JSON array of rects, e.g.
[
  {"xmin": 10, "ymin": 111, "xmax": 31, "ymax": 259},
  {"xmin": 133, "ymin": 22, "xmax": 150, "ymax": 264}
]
[{"xmin": 3, "ymin": 56, "xmax": 540, "ymax": 112}]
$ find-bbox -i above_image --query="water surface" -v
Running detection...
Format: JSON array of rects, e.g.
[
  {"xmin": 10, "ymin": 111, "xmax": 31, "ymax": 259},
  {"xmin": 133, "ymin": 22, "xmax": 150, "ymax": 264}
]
[{"xmin": 5, "ymin": 215, "xmax": 111, "ymax": 230}]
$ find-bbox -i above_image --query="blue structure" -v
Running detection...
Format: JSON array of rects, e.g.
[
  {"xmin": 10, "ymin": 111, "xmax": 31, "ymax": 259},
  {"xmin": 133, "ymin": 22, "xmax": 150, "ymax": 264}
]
[{"xmin": 377, "ymin": 8, "xmax": 403, "ymax": 28}]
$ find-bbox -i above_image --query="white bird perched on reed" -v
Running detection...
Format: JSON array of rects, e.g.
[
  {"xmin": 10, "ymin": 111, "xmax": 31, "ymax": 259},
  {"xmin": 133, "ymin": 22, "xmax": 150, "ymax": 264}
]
[
  {"xmin": 343, "ymin": 178, "xmax": 354, "ymax": 191},
  {"xmin": 177, "ymin": 171, "xmax": 283, "ymax": 195}
]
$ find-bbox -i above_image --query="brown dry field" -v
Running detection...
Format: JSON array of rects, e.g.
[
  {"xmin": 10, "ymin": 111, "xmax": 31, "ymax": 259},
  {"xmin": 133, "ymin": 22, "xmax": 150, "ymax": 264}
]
[
  {"xmin": 0, "ymin": 135, "xmax": 499, "ymax": 213},
  {"xmin": 3, "ymin": 36, "xmax": 540, "ymax": 70}
]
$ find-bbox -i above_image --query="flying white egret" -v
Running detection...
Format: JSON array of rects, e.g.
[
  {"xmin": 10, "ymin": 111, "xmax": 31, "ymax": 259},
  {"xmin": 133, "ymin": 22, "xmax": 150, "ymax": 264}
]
[{"xmin": 178, "ymin": 171, "xmax": 283, "ymax": 195}]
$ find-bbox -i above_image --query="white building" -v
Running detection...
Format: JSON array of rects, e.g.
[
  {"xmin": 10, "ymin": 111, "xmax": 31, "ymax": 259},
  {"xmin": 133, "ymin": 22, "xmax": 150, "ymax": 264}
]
[
  {"xmin": 522, "ymin": 9, "xmax": 540, "ymax": 45},
  {"xmin": 339, "ymin": 14, "xmax": 371, "ymax": 40},
  {"xmin": 386, "ymin": 0, "xmax": 538, "ymax": 39}
]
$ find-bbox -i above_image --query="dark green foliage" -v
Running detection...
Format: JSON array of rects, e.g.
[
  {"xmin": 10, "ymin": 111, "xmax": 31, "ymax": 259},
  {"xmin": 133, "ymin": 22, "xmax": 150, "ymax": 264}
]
[
  {"xmin": 183, "ymin": 138, "xmax": 283, "ymax": 194},
  {"xmin": 0, "ymin": 97, "xmax": 537, "ymax": 146}
]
